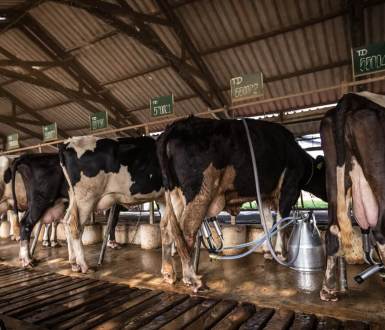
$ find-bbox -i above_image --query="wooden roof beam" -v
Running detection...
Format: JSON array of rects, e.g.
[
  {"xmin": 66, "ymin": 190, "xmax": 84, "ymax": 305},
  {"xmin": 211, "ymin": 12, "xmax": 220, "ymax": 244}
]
[
  {"xmin": 154, "ymin": 0, "xmax": 227, "ymax": 115},
  {"xmin": 59, "ymin": 0, "xmax": 220, "ymax": 113},
  {"xmin": 0, "ymin": 86, "xmax": 69, "ymax": 138},
  {"xmin": 20, "ymin": 14, "xmax": 141, "ymax": 131},
  {"xmin": 68, "ymin": 0, "xmax": 171, "ymax": 26}
]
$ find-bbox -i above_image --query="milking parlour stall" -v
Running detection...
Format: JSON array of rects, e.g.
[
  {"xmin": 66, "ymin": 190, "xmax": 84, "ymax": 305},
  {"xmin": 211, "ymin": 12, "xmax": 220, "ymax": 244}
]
[{"xmin": 0, "ymin": 0, "xmax": 385, "ymax": 329}]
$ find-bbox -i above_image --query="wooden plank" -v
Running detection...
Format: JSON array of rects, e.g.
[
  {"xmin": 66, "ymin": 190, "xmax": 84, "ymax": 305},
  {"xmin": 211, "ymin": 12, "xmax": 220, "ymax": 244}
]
[
  {"xmin": 0, "ymin": 271, "xmax": 53, "ymax": 288},
  {"xmin": 0, "ymin": 276, "xmax": 74, "ymax": 305},
  {"xmin": 23, "ymin": 283, "xmax": 120, "ymax": 323},
  {"xmin": 239, "ymin": 308, "xmax": 275, "ymax": 330},
  {"xmin": 211, "ymin": 302, "xmax": 256, "ymax": 330},
  {"xmin": 0, "ymin": 267, "xmax": 25, "ymax": 277},
  {"xmin": 123, "ymin": 293, "xmax": 189, "ymax": 329},
  {"xmin": 316, "ymin": 317, "xmax": 341, "ymax": 330},
  {"xmin": 263, "ymin": 309, "xmax": 295, "ymax": 330},
  {"xmin": 343, "ymin": 320, "xmax": 370, "ymax": 330},
  {"xmin": 185, "ymin": 300, "xmax": 238, "ymax": 330},
  {"xmin": 160, "ymin": 299, "xmax": 218, "ymax": 330},
  {"xmin": 0, "ymin": 277, "xmax": 88, "ymax": 309},
  {"xmin": 0, "ymin": 273, "xmax": 65, "ymax": 295},
  {"xmin": 58, "ymin": 289, "xmax": 161, "ymax": 330},
  {"xmin": 86, "ymin": 291, "xmax": 167, "ymax": 330},
  {"xmin": 0, "ymin": 314, "xmax": 47, "ymax": 330},
  {"xmin": 141, "ymin": 297, "xmax": 204, "ymax": 330},
  {"xmin": 3, "ymin": 278, "xmax": 98, "ymax": 315},
  {"xmin": 43, "ymin": 287, "xmax": 143, "ymax": 329},
  {"xmin": 290, "ymin": 313, "xmax": 317, "ymax": 330}
]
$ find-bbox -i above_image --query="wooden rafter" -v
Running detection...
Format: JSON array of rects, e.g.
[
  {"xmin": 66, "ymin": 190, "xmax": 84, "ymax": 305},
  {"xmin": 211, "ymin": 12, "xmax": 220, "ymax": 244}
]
[
  {"xmin": 20, "ymin": 14, "xmax": 141, "ymax": 130},
  {"xmin": 154, "ymin": 0, "xmax": 227, "ymax": 114},
  {"xmin": 0, "ymin": 86, "xmax": 69, "ymax": 138},
  {"xmin": 58, "ymin": 0, "xmax": 221, "ymax": 114}
]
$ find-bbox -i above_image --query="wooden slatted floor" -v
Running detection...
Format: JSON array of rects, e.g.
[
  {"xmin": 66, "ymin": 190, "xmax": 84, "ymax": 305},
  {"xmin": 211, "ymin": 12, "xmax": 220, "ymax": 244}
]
[{"xmin": 0, "ymin": 263, "xmax": 376, "ymax": 330}]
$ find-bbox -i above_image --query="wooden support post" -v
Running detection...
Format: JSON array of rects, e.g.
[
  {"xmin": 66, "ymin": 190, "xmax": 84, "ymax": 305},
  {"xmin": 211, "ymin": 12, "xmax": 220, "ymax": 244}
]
[
  {"xmin": 149, "ymin": 202, "xmax": 155, "ymax": 225},
  {"xmin": 90, "ymin": 212, "xmax": 95, "ymax": 225},
  {"xmin": 230, "ymin": 215, "xmax": 236, "ymax": 226}
]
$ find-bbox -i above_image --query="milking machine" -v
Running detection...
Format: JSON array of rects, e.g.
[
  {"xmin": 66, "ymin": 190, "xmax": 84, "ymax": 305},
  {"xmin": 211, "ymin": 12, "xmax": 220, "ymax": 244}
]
[
  {"xmin": 354, "ymin": 228, "xmax": 385, "ymax": 284},
  {"xmin": 193, "ymin": 119, "xmax": 325, "ymax": 272}
]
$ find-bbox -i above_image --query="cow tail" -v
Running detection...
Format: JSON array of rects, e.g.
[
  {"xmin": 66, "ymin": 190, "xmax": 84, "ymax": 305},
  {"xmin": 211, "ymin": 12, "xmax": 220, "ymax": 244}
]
[
  {"xmin": 157, "ymin": 130, "xmax": 190, "ymax": 260},
  {"xmin": 11, "ymin": 158, "xmax": 20, "ymax": 220},
  {"xmin": 59, "ymin": 147, "xmax": 80, "ymax": 239},
  {"xmin": 10, "ymin": 159, "xmax": 21, "ymax": 238}
]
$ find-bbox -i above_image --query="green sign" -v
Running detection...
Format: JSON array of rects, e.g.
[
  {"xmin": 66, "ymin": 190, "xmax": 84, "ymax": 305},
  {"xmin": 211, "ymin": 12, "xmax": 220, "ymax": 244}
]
[
  {"xmin": 42, "ymin": 123, "xmax": 57, "ymax": 142},
  {"xmin": 352, "ymin": 42, "xmax": 385, "ymax": 77},
  {"xmin": 6, "ymin": 133, "xmax": 19, "ymax": 150},
  {"xmin": 90, "ymin": 111, "xmax": 108, "ymax": 131},
  {"xmin": 150, "ymin": 95, "xmax": 173, "ymax": 117},
  {"xmin": 230, "ymin": 73, "xmax": 263, "ymax": 102}
]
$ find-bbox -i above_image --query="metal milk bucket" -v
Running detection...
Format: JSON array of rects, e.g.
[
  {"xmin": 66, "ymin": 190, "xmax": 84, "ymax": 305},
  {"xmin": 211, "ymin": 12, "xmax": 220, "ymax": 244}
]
[{"xmin": 287, "ymin": 213, "xmax": 325, "ymax": 272}]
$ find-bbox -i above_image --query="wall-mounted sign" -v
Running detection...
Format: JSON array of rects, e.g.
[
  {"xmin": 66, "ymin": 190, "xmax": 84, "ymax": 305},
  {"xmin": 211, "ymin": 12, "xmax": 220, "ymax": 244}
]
[
  {"xmin": 42, "ymin": 123, "xmax": 57, "ymax": 142},
  {"xmin": 6, "ymin": 133, "xmax": 19, "ymax": 150},
  {"xmin": 352, "ymin": 42, "xmax": 385, "ymax": 77},
  {"xmin": 90, "ymin": 111, "xmax": 108, "ymax": 131},
  {"xmin": 230, "ymin": 72, "xmax": 263, "ymax": 102},
  {"xmin": 150, "ymin": 95, "xmax": 174, "ymax": 117}
]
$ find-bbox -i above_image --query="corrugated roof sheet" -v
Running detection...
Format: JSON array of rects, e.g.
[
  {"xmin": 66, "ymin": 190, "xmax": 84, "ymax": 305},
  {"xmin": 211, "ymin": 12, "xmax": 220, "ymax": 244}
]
[{"xmin": 0, "ymin": 0, "xmax": 384, "ymax": 148}]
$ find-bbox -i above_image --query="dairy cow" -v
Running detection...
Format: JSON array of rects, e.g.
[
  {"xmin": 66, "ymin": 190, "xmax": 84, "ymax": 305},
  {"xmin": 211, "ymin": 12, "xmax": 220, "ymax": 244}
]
[
  {"xmin": 12, "ymin": 153, "xmax": 68, "ymax": 267},
  {"xmin": 11, "ymin": 153, "xmax": 122, "ymax": 267},
  {"xmin": 59, "ymin": 136, "xmax": 164, "ymax": 273},
  {"xmin": 157, "ymin": 116, "xmax": 327, "ymax": 291},
  {"xmin": 320, "ymin": 92, "xmax": 385, "ymax": 301}
]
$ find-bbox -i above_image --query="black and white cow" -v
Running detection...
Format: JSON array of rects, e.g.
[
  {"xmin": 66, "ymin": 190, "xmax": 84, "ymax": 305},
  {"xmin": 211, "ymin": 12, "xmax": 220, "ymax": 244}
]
[
  {"xmin": 12, "ymin": 153, "xmax": 68, "ymax": 267},
  {"xmin": 320, "ymin": 92, "xmax": 385, "ymax": 301},
  {"xmin": 59, "ymin": 136, "xmax": 164, "ymax": 273},
  {"xmin": 11, "ymin": 153, "xmax": 122, "ymax": 268},
  {"xmin": 157, "ymin": 116, "xmax": 327, "ymax": 291}
]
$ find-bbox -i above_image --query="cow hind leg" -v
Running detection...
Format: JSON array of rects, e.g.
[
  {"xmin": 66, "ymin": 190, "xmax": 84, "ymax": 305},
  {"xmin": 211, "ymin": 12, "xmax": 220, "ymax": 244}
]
[
  {"xmin": 160, "ymin": 215, "xmax": 176, "ymax": 285},
  {"xmin": 42, "ymin": 224, "xmax": 51, "ymax": 247},
  {"xmin": 8, "ymin": 210, "xmax": 20, "ymax": 241},
  {"xmin": 63, "ymin": 223, "xmax": 80, "ymax": 272},
  {"xmin": 261, "ymin": 205, "xmax": 276, "ymax": 260},
  {"xmin": 19, "ymin": 221, "xmax": 36, "ymax": 267},
  {"xmin": 178, "ymin": 202, "xmax": 209, "ymax": 292},
  {"xmin": 50, "ymin": 221, "xmax": 60, "ymax": 247}
]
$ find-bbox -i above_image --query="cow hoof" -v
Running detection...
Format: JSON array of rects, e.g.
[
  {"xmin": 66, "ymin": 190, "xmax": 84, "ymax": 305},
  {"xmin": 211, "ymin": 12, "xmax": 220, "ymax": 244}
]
[
  {"xmin": 263, "ymin": 252, "xmax": 273, "ymax": 260},
  {"xmin": 50, "ymin": 241, "xmax": 61, "ymax": 248},
  {"xmin": 80, "ymin": 265, "xmax": 95, "ymax": 274},
  {"xmin": 183, "ymin": 275, "xmax": 203, "ymax": 292},
  {"xmin": 107, "ymin": 240, "xmax": 121, "ymax": 249},
  {"xmin": 71, "ymin": 264, "xmax": 82, "ymax": 272},
  {"xmin": 21, "ymin": 258, "xmax": 37, "ymax": 269},
  {"xmin": 276, "ymin": 252, "xmax": 287, "ymax": 262},
  {"xmin": 320, "ymin": 288, "xmax": 338, "ymax": 302},
  {"xmin": 42, "ymin": 240, "xmax": 50, "ymax": 247},
  {"xmin": 162, "ymin": 272, "xmax": 177, "ymax": 285}
]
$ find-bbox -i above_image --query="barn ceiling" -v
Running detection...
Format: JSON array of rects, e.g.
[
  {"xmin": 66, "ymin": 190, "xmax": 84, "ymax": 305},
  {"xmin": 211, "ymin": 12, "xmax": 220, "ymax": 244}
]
[{"xmin": 0, "ymin": 0, "xmax": 384, "ymax": 149}]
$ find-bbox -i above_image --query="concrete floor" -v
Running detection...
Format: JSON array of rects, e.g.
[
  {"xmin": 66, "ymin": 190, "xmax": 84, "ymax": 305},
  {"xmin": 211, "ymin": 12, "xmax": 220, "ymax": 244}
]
[{"xmin": 0, "ymin": 238, "xmax": 384, "ymax": 325}]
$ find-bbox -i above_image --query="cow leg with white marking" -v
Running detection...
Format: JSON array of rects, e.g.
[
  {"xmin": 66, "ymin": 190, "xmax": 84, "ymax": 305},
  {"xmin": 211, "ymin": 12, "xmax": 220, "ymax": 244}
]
[
  {"xmin": 320, "ymin": 115, "xmax": 351, "ymax": 301},
  {"xmin": 261, "ymin": 206, "xmax": 275, "ymax": 259},
  {"xmin": 8, "ymin": 210, "xmax": 20, "ymax": 241},
  {"xmin": 19, "ymin": 210, "xmax": 36, "ymax": 268},
  {"xmin": 42, "ymin": 223, "xmax": 51, "ymax": 247},
  {"xmin": 50, "ymin": 220, "xmax": 60, "ymax": 247}
]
